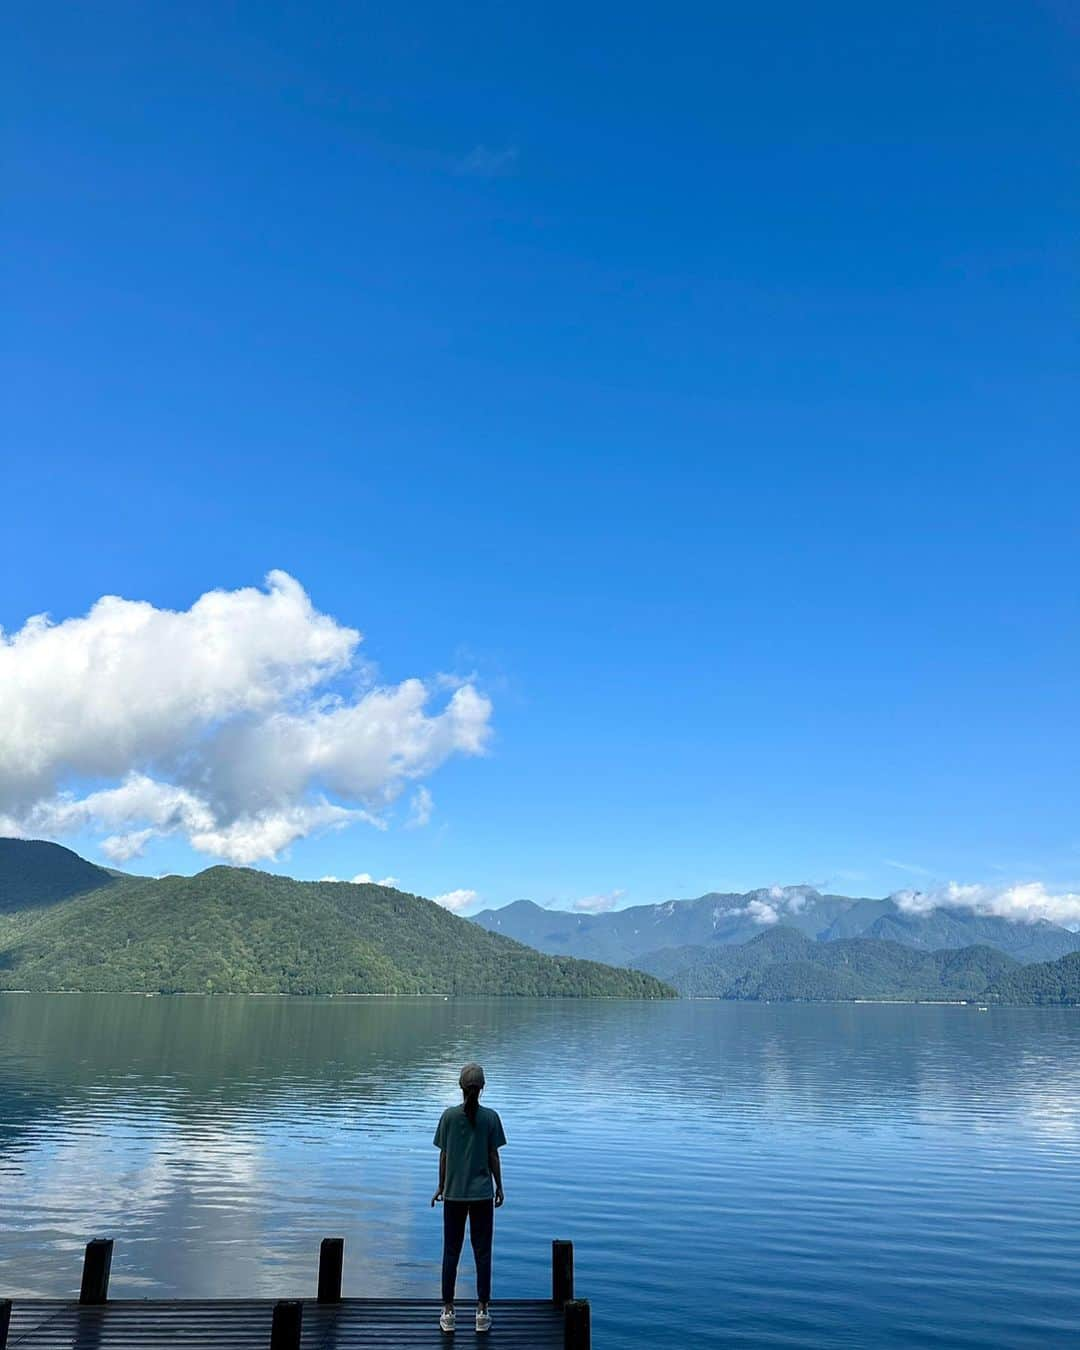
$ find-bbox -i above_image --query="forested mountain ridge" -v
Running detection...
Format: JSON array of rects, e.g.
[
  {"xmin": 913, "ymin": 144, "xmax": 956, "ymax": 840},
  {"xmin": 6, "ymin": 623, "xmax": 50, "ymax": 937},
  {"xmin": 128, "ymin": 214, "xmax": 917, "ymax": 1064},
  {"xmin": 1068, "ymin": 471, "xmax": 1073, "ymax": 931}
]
[
  {"xmin": 632, "ymin": 927, "xmax": 1021, "ymax": 1001},
  {"xmin": 0, "ymin": 838, "xmax": 116, "ymax": 912},
  {"xmin": 472, "ymin": 889, "xmax": 1080, "ymax": 965},
  {"xmin": 0, "ymin": 841, "xmax": 673, "ymax": 998},
  {"xmin": 471, "ymin": 889, "xmax": 847, "ymax": 963},
  {"xmin": 983, "ymin": 951, "xmax": 1080, "ymax": 1006},
  {"xmin": 4, "ymin": 841, "xmax": 1076, "ymax": 1003}
]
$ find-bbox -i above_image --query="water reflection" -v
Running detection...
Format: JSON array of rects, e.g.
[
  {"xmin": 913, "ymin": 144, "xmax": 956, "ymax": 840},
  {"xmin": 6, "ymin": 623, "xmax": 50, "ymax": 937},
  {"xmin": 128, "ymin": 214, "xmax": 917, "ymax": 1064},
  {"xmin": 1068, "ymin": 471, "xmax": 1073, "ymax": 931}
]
[{"xmin": 1, "ymin": 996, "xmax": 1078, "ymax": 1347}]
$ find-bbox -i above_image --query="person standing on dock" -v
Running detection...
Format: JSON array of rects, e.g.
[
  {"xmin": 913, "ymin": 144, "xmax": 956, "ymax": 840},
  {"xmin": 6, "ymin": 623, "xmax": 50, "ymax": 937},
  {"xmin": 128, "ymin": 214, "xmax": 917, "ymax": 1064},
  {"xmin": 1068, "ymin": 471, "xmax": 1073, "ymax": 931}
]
[{"xmin": 431, "ymin": 1062, "xmax": 506, "ymax": 1334}]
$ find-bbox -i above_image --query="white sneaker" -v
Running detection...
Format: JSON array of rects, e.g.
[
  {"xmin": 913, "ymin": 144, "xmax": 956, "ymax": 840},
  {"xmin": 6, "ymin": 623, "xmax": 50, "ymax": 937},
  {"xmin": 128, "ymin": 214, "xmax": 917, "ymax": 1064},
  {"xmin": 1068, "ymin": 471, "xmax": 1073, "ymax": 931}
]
[
  {"xmin": 440, "ymin": 1306, "xmax": 456, "ymax": 1332},
  {"xmin": 476, "ymin": 1305, "xmax": 491, "ymax": 1333}
]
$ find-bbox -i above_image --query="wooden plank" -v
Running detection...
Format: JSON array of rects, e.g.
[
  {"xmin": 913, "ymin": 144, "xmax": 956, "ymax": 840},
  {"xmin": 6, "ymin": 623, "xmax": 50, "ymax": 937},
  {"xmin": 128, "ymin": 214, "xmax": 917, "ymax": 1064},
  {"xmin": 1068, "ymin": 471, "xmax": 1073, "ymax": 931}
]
[
  {"xmin": 563, "ymin": 1298, "xmax": 591, "ymax": 1350},
  {"xmin": 270, "ymin": 1300, "xmax": 302, "ymax": 1350},
  {"xmin": 4, "ymin": 1299, "xmax": 566, "ymax": 1349},
  {"xmin": 79, "ymin": 1240, "xmax": 113, "ymax": 1306},
  {"xmin": 316, "ymin": 1239, "xmax": 343, "ymax": 1304},
  {"xmin": 551, "ymin": 1240, "xmax": 574, "ymax": 1304}
]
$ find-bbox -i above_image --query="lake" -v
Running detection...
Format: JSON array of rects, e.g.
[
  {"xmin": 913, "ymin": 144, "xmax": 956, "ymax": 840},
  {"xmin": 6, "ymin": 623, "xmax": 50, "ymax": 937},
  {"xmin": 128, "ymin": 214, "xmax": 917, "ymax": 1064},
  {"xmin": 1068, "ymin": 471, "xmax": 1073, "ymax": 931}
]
[{"xmin": 0, "ymin": 995, "xmax": 1078, "ymax": 1348}]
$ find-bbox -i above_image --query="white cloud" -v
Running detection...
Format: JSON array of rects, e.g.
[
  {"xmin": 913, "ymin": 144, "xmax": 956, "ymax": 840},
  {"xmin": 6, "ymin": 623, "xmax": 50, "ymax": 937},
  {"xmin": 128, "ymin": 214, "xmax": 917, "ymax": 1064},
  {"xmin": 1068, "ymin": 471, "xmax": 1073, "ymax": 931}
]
[
  {"xmin": 571, "ymin": 889, "xmax": 626, "ymax": 914},
  {"xmin": 317, "ymin": 873, "xmax": 402, "ymax": 890},
  {"xmin": 727, "ymin": 888, "xmax": 809, "ymax": 926},
  {"xmin": 407, "ymin": 785, "xmax": 434, "ymax": 828},
  {"xmin": 771, "ymin": 885, "xmax": 811, "ymax": 914},
  {"xmin": 100, "ymin": 828, "xmax": 155, "ymax": 863},
  {"xmin": 323, "ymin": 871, "xmax": 417, "ymax": 893},
  {"xmin": 894, "ymin": 881, "xmax": 1080, "ymax": 930},
  {"xmin": 0, "ymin": 572, "xmax": 492, "ymax": 864},
  {"xmin": 433, "ymin": 888, "xmax": 479, "ymax": 914}
]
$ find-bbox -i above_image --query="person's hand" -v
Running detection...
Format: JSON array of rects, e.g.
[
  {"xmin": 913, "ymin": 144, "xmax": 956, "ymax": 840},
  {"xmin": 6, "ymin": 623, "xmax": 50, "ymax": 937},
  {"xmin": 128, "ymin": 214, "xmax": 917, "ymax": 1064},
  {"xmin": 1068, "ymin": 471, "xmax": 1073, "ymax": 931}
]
[
  {"xmin": 431, "ymin": 1190, "xmax": 443, "ymax": 1207},
  {"xmin": 494, "ymin": 1188, "xmax": 505, "ymax": 1208}
]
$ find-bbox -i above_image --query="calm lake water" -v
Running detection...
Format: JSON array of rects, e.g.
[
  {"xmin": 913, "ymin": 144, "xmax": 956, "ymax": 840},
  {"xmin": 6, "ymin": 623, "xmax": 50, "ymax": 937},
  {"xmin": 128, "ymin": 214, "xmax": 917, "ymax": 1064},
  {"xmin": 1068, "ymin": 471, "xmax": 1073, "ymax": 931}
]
[{"xmin": 1, "ymin": 995, "xmax": 1078, "ymax": 1348}]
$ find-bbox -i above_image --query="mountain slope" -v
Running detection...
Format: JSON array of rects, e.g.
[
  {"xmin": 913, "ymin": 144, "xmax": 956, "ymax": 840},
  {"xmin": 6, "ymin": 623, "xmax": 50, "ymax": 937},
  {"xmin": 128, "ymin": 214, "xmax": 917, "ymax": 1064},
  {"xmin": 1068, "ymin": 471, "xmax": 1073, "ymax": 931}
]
[
  {"xmin": 471, "ymin": 888, "xmax": 855, "ymax": 964},
  {"xmin": 635, "ymin": 927, "xmax": 811, "ymax": 985},
  {"xmin": 632, "ymin": 926, "xmax": 1020, "ymax": 1000},
  {"xmin": 0, "ymin": 851, "xmax": 673, "ymax": 997},
  {"xmin": 473, "ymin": 889, "xmax": 1080, "ymax": 966},
  {"xmin": 0, "ymin": 838, "xmax": 115, "ymax": 912},
  {"xmin": 857, "ymin": 910, "xmax": 1079, "ymax": 962},
  {"xmin": 983, "ymin": 951, "xmax": 1080, "ymax": 1005}
]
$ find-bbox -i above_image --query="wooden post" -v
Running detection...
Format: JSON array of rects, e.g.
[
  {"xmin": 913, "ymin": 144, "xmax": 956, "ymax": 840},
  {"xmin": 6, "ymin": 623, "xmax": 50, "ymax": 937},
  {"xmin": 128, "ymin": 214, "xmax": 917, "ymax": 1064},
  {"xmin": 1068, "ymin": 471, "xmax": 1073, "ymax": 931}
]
[
  {"xmin": 0, "ymin": 1298, "xmax": 11, "ymax": 1350},
  {"xmin": 564, "ymin": 1298, "xmax": 591, "ymax": 1350},
  {"xmin": 552, "ymin": 1239, "xmax": 574, "ymax": 1304},
  {"xmin": 318, "ymin": 1237, "xmax": 344, "ymax": 1302},
  {"xmin": 79, "ymin": 1239, "xmax": 113, "ymax": 1305},
  {"xmin": 270, "ymin": 1299, "xmax": 303, "ymax": 1350}
]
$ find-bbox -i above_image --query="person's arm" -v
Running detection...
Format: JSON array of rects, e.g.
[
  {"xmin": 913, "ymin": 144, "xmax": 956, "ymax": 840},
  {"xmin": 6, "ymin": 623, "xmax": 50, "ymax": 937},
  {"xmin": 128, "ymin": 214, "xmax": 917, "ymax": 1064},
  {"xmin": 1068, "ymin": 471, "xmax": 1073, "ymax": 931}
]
[
  {"xmin": 431, "ymin": 1149, "xmax": 446, "ymax": 1206},
  {"xmin": 489, "ymin": 1147, "xmax": 504, "ymax": 1207}
]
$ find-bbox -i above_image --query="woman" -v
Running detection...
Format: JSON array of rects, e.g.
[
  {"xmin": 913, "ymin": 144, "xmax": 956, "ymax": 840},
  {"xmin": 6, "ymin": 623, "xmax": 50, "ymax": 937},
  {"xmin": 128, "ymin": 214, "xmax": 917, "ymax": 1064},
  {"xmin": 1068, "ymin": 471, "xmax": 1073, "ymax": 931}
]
[{"xmin": 431, "ymin": 1062, "xmax": 507, "ymax": 1334}]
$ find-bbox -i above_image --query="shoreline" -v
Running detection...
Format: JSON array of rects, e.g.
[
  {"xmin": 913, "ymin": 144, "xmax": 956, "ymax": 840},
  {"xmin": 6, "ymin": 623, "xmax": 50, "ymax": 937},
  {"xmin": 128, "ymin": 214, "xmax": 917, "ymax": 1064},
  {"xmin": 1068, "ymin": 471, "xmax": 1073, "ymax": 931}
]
[{"xmin": 0, "ymin": 989, "xmax": 1075, "ymax": 1008}]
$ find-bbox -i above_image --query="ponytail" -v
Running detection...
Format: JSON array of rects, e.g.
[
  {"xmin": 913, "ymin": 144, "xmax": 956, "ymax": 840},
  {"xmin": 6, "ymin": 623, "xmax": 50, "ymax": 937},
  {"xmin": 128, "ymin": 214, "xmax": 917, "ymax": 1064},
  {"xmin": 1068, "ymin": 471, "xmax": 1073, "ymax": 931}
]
[{"xmin": 463, "ymin": 1083, "xmax": 480, "ymax": 1126}]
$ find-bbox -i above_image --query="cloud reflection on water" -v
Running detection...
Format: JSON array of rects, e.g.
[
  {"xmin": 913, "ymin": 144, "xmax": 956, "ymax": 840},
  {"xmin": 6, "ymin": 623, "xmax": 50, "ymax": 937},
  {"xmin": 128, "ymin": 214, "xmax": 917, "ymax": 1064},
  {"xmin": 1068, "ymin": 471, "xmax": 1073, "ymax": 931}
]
[{"xmin": 1, "ymin": 994, "xmax": 1078, "ymax": 1321}]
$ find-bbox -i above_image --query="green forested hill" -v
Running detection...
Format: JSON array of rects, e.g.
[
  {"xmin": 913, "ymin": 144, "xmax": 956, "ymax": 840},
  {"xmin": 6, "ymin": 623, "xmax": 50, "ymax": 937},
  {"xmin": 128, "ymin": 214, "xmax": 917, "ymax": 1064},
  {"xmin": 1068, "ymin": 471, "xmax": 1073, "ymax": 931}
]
[
  {"xmin": 0, "ymin": 847, "xmax": 673, "ymax": 998},
  {"xmin": 0, "ymin": 838, "xmax": 116, "ymax": 912},
  {"xmin": 983, "ymin": 951, "xmax": 1080, "ymax": 1006},
  {"xmin": 633, "ymin": 926, "xmax": 1020, "ymax": 1000},
  {"xmin": 3, "ymin": 840, "xmax": 1075, "ymax": 1003}
]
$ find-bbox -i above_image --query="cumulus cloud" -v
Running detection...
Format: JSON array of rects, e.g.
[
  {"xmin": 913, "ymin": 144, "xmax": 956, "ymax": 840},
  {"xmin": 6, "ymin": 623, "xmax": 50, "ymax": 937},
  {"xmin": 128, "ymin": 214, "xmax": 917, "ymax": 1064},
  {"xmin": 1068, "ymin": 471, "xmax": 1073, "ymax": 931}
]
[
  {"xmin": 741, "ymin": 898, "xmax": 781, "ymax": 925},
  {"xmin": 319, "ymin": 873, "xmax": 401, "ymax": 887},
  {"xmin": 100, "ymin": 828, "xmax": 155, "ymax": 864},
  {"xmin": 0, "ymin": 572, "xmax": 492, "ymax": 864},
  {"xmin": 571, "ymin": 889, "xmax": 626, "ymax": 914},
  {"xmin": 726, "ymin": 887, "xmax": 812, "ymax": 926},
  {"xmin": 433, "ymin": 888, "xmax": 479, "ymax": 914},
  {"xmin": 894, "ymin": 882, "xmax": 1080, "ymax": 930},
  {"xmin": 771, "ymin": 885, "xmax": 814, "ymax": 914}
]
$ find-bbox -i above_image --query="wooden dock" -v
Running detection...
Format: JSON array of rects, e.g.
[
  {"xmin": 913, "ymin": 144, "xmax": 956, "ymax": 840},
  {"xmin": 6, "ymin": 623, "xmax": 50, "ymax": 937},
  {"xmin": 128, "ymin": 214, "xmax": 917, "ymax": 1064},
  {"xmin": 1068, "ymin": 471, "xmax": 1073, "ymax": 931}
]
[{"xmin": 0, "ymin": 1239, "xmax": 591, "ymax": 1350}]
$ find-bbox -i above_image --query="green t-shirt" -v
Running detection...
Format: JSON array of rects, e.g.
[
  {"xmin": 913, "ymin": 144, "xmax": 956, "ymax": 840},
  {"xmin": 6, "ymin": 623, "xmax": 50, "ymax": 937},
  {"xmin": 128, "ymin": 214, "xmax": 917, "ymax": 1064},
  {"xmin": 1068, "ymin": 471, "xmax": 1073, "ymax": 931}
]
[{"xmin": 433, "ymin": 1103, "xmax": 507, "ymax": 1202}]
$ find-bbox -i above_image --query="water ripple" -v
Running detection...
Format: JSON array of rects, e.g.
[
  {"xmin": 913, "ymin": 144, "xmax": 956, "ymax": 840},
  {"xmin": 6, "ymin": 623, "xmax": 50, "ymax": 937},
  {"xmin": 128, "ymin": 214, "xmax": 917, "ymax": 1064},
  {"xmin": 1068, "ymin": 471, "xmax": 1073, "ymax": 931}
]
[{"xmin": 0, "ymin": 996, "xmax": 1078, "ymax": 1347}]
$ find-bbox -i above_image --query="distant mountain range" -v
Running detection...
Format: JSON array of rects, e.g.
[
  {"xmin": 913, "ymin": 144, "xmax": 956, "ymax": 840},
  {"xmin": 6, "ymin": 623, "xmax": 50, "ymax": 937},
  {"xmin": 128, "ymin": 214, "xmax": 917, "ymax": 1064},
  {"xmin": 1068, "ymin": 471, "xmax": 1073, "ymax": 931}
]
[
  {"xmin": 632, "ymin": 926, "xmax": 1017, "ymax": 1000},
  {"xmin": 4, "ymin": 842, "xmax": 1075, "ymax": 1004},
  {"xmin": 0, "ymin": 839, "xmax": 672, "ymax": 998},
  {"xmin": 471, "ymin": 887, "xmax": 1080, "ymax": 967},
  {"xmin": 633, "ymin": 927, "xmax": 1080, "ymax": 1005}
]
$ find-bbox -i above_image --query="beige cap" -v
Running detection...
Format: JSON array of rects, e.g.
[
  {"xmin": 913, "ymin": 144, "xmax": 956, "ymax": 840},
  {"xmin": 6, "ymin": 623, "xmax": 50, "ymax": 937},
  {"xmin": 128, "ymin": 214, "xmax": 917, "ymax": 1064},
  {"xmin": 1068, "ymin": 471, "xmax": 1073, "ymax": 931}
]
[{"xmin": 459, "ymin": 1062, "xmax": 486, "ymax": 1089}]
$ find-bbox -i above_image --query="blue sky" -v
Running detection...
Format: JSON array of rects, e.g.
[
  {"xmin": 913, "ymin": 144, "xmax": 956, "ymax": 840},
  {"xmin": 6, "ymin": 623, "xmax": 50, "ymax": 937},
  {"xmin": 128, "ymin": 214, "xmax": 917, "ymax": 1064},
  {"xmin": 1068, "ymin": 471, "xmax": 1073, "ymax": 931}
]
[{"xmin": 3, "ymin": 1, "xmax": 1078, "ymax": 914}]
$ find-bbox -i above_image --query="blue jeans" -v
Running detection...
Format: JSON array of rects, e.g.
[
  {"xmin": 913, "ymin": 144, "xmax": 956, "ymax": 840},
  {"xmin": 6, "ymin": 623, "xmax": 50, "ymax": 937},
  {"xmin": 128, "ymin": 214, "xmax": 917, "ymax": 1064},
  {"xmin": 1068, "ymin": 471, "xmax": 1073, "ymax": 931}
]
[{"xmin": 442, "ymin": 1199, "xmax": 494, "ymax": 1303}]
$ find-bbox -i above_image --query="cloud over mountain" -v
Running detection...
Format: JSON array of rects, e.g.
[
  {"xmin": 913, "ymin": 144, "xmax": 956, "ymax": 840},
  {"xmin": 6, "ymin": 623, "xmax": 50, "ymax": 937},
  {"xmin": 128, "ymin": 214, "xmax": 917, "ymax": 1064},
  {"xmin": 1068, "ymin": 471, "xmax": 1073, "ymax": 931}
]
[
  {"xmin": 895, "ymin": 882, "xmax": 1080, "ymax": 930},
  {"xmin": 433, "ymin": 889, "xmax": 479, "ymax": 913},
  {"xmin": 0, "ymin": 572, "xmax": 492, "ymax": 864}
]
